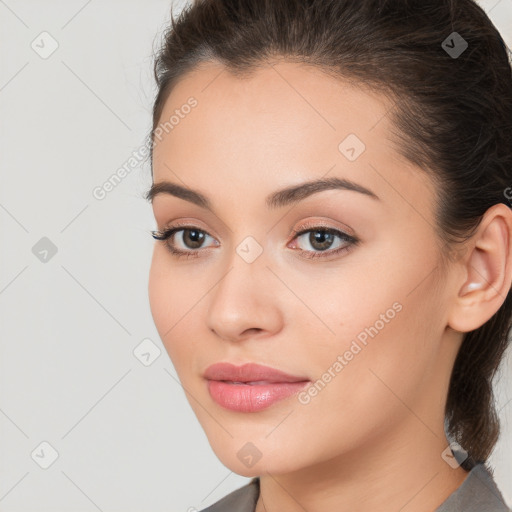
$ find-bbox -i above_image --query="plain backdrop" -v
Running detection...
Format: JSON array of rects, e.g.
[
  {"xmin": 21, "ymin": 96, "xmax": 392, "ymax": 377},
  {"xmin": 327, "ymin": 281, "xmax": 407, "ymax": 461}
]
[{"xmin": 0, "ymin": 0, "xmax": 511, "ymax": 510}]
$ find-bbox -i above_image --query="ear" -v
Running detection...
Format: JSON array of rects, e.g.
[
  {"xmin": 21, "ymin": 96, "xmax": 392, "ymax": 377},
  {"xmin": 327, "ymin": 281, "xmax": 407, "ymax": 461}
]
[{"xmin": 447, "ymin": 203, "xmax": 512, "ymax": 333}]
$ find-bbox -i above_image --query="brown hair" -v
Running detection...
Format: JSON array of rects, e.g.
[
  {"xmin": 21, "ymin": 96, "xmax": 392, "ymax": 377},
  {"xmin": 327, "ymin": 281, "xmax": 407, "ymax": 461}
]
[{"xmin": 147, "ymin": 0, "xmax": 512, "ymax": 467}]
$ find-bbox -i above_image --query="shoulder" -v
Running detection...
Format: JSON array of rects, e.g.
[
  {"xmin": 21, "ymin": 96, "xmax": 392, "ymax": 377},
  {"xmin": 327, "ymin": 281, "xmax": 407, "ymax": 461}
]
[
  {"xmin": 435, "ymin": 462, "xmax": 511, "ymax": 512},
  {"xmin": 199, "ymin": 478, "xmax": 260, "ymax": 512},
  {"xmin": 196, "ymin": 467, "xmax": 512, "ymax": 512}
]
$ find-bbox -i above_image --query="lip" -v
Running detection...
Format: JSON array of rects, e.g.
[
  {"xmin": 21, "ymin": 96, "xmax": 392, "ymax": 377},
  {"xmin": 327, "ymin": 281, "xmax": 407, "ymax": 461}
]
[
  {"xmin": 203, "ymin": 362, "xmax": 308, "ymax": 383},
  {"xmin": 204, "ymin": 362, "xmax": 310, "ymax": 412}
]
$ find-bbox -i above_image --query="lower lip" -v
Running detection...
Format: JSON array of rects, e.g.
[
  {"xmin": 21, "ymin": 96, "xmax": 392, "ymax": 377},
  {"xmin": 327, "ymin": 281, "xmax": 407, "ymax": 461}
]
[{"xmin": 206, "ymin": 380, "xmax": 310, "ymax": 412}]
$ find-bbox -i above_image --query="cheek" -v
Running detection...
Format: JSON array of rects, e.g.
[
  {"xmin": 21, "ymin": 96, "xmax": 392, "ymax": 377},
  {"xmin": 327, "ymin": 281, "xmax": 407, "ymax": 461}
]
[
  {"xmin": 147, "ymin": 248, "xmax": 203, "ymax": 371},
  {"xmin": 300, "ymin": 239, "xmax": 441, "ymax": 388},
  {"xmin": 148, "ymin": 249, "xmax": 184, "ymax": 356},
  {"xmin": 148, "ymin": 249, "xmax": 168, "ymax": 331},
  {"xmin": 288, "ymin": 251, "xmax": 403, "ymax": 354}
]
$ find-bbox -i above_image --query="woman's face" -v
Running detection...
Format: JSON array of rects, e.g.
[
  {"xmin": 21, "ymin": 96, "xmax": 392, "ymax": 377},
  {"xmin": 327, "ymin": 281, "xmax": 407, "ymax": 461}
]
[{"xmin": 148, "ymin": 60, "xmax": 461, "ymax": 476}]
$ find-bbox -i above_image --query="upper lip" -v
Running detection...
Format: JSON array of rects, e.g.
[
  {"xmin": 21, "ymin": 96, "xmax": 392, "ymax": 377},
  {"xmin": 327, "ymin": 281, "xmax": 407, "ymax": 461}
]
[{"xmin": 203, "ymin": 362, "xmax": 309, "ymax": 383}]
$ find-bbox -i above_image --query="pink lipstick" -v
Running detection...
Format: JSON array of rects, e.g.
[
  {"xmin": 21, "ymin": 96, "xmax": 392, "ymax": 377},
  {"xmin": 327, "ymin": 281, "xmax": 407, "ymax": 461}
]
[{"xmin": 204, "ymin": 362, "xmax": 310, "ymax": 412}]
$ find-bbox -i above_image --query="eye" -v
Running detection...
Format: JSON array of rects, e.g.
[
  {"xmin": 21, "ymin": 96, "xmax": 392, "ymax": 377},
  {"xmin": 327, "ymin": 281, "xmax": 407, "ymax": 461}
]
[
  {"xmin": 150, "ymin": 223, "xmax": 359, "ymax": 261},
  {"xmin": 289, "ymin": 225, "xmax": 358, "ymax": 260},
  {"xmin": 151, "ymin": 225, "xmax": 217, "ymax": 259}
]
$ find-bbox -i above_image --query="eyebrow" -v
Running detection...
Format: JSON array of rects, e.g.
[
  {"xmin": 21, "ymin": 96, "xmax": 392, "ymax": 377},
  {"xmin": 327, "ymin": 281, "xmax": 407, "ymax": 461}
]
[{"xmin": 145, "ymin": 176, "xmax": 380, "ymax": 210}]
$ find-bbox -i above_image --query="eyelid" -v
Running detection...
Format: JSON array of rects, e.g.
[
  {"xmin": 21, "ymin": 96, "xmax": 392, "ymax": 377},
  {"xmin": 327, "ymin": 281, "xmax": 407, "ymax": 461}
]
[
  {"xmin": 290, "ymin": 219, "xmax": 356, "ymax": 239},
  {"xmin": 155, "ymin": 218, "xmax": 355, "ymax": 245},
  {"xmin": 152, "ymin": 218, "xmax": 359, "ymax": 262},
  {"xmin": 155, "ymin": 219, "xmax": 217, "ymax": 239},
  {"xmin": 152, "ymin": 222, "xmax": 218, "ymax": 248}
]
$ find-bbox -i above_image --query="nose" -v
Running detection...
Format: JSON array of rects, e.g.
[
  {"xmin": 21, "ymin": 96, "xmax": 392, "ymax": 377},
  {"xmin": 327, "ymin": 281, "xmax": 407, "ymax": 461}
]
[{"xmin": 205, "ymin": 255, "xmax": 283, "ymax": 343}]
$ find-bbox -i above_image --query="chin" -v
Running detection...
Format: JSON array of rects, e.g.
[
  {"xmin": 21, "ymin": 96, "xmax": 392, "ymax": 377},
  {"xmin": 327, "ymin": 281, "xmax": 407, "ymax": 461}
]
[{"xmin": 209, "ymin": 440, "xmax": 303, "ymax": 477}]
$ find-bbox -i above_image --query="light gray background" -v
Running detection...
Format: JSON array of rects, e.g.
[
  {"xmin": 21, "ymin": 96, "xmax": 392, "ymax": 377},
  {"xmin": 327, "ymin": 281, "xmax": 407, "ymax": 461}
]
[{"xmin": 0, "ymin": 0, "xmax": 511, "ymax": 510}]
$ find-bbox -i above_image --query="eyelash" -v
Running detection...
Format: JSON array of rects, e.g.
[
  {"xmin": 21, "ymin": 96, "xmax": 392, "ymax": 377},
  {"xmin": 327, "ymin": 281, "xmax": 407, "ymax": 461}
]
[{"xmin": 150, "ymin": 222, "xmax": 359, "ymax": 261}]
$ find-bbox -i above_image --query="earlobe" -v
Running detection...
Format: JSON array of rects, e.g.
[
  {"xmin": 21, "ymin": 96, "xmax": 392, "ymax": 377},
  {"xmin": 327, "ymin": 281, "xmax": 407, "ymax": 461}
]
[{"xmin": 447, "ymin": 203, "xmax": 512, "ymax": 333}]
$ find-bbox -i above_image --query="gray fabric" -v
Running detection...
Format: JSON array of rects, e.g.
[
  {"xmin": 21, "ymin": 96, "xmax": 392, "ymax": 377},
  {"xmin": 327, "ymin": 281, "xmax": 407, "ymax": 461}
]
[
  {"xmin": 200, "ymin": 466, "xmax": 511, "ymax": 512},
  {"xmin": 435, "ymin": 463, "xmax": 511, "ymax": 512},
  {"xmin": 200, "ymin": 477, "xmax": 259, "ymax": 512}
]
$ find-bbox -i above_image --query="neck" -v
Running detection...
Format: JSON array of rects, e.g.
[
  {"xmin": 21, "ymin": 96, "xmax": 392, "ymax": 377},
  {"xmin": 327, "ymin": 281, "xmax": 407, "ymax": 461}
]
[{"xmin": 254, "ymin": 418, "xmax": 469, "ymax": 512}]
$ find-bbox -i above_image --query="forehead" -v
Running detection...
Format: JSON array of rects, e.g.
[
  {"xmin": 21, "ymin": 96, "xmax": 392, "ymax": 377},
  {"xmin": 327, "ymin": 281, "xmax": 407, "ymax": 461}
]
[
  {"xmin": 154, "ymin": 60, "xmax": 395, "ymax": 156},
  {"xmin": 151, "ymin": 60, "xmax": 436, "ymax": 218},
  {"xmin": 154, "ymin": 60, "xmax": 388, "ymax": 168}
]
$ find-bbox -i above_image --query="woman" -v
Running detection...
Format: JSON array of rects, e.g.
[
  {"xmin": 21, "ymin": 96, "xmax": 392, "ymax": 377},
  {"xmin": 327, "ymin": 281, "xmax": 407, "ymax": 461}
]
[{"xmin": 145, "ymin": 0, "xmax": 512, "ymax": 510}]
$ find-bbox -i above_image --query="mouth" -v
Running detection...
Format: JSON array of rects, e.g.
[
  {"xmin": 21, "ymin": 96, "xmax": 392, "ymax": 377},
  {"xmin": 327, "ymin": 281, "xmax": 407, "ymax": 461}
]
[
  {"xmin": 206, "ymin": 380, "xmax": 310, "ymax": 412},
  {"xmin": 203, "ymin": 362, "xmax": 310, "ymax": 412},
  {"xmin": 227, "ymin": 380, "xmax": 287, "ymax": 385},
  {"xmin": 203, "ymin": 361, "xmax": 309, "ymax": 383}
]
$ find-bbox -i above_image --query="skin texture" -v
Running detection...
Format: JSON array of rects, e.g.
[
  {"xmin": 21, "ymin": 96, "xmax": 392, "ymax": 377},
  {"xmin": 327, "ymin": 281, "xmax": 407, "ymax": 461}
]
[{"xmin": 148, "ymin": 60, "xmax": 512, "ymax": 512}]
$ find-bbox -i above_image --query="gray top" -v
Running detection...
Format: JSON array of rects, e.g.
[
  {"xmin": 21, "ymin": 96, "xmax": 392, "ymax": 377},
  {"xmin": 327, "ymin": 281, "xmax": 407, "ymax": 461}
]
[{"xmin": 200, "ymin": 463, "xmax": 511, "ymax": 512}]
